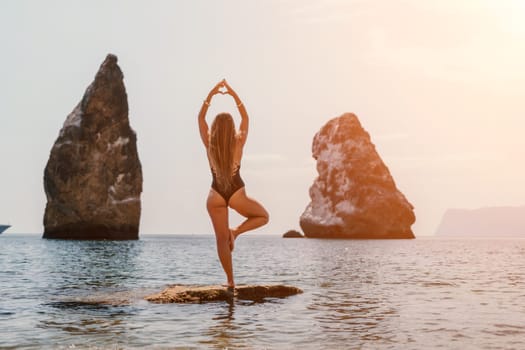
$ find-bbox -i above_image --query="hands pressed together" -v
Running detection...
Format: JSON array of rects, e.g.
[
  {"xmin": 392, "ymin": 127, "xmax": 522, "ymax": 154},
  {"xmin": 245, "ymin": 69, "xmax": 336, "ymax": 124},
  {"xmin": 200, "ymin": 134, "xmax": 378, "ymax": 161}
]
[
  {"xmin": 210, "ymin": 79, "xmax": 231, "ymax": 95},
  {"xmin": 205, "ymin": 79, "xmax": 241, "ymax": 106}
]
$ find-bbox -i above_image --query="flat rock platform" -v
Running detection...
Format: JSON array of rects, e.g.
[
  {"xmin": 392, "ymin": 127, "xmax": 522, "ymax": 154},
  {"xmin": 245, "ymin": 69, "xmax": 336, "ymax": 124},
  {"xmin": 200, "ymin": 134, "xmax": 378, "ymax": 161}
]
[{"xmin": 145, "ymin": 284, "xmax": 303, "ymax": 304}]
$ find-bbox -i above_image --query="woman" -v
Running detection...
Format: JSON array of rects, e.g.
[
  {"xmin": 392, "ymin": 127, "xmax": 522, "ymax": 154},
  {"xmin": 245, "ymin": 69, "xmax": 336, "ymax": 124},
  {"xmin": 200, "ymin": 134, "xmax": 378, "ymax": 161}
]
[{"xmin": 198, "ymin": 79, "xmax": 269, "ymax": 288}]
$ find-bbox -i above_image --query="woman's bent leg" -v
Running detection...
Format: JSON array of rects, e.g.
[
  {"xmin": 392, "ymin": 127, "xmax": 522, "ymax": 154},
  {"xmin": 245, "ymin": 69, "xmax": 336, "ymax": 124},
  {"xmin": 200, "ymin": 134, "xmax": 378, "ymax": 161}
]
[
  {"xmin": 207, "ymin": 190, "xmax": 234, "ymax": 287},
  {"xmin": 228, "ymin": 188, "xmax": 269, "ymax": 238}
]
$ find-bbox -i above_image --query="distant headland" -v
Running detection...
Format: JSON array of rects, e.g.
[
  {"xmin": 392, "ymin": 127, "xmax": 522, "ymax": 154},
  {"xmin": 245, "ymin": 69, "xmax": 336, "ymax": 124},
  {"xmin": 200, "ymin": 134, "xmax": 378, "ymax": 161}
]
[{"xmin": 436, "ymin": 206, "xmax": 525, "ymax": 237}]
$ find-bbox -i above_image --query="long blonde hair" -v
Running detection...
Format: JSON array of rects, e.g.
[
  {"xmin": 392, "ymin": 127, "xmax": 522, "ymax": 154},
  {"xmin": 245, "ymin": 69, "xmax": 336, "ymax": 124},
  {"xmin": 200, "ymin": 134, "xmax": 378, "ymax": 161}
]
[{"xmin": 209, "ymin": 113, "xmax": 236, "ymax": 191}]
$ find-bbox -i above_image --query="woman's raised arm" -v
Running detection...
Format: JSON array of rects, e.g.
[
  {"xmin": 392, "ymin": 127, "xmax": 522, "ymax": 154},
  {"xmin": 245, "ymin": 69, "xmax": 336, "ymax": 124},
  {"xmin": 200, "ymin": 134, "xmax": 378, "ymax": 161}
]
[{"xmin": 198, "ymin": 81, "xmax": 224, "ymax": 148}]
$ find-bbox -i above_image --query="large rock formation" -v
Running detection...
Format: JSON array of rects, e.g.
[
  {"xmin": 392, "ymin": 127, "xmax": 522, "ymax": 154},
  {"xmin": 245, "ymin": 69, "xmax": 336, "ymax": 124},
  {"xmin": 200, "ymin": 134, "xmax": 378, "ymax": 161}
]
[
  {"xmin": 300, "ymin": 113, "xmax": 415, "ymax": 239},
  {"xmin": 43, "ymin": 54, "xmax": 142, "ymax": 240},
  {"xmin": 145, "ymin": 285, "xmax": 303, "ymax": 304},
  {"xmin": 436, "ymin": 206, "xmax": 525, "ymax": 237}
]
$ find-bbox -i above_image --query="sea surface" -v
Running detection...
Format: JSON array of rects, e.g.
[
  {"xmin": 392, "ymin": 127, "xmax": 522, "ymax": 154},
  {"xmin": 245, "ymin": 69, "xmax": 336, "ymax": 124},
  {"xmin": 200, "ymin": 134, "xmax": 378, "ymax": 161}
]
[{"xmin": 1, "ymin": 234, "xmax": 524, "ymax": 349}]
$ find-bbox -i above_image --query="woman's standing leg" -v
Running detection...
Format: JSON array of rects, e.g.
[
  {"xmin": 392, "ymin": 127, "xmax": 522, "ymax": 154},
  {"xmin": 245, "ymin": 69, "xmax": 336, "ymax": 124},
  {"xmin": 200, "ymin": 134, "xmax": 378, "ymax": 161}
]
[
  {"xmin": 207, "ymin": 190, "xmax": 234, "ymax": 287},
  {"xmin": 228, "ymin": 188, "xmax": 269, "ymax": 238}
]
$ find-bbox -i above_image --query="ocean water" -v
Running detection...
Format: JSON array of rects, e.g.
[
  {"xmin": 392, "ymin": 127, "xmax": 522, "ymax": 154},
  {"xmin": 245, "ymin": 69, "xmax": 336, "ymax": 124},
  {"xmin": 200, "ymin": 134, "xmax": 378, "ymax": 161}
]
[{"xmin": 1, "ymin": 234, "xmax": 524, "ymax": 349}]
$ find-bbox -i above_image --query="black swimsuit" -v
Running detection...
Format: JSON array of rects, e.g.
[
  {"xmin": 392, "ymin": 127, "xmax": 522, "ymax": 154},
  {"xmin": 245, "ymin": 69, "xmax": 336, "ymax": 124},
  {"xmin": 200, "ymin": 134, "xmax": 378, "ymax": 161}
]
[{"xmin": 211, "ymin": 166, "xmax": 245, "ymax": 203}]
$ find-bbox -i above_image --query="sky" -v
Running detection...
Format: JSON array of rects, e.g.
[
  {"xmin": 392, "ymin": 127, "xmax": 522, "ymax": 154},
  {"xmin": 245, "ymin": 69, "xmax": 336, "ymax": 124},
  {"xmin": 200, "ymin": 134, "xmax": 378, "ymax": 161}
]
[{"xmin": 1, "ymin": 0, "xmax": 525, "ymax": 236}]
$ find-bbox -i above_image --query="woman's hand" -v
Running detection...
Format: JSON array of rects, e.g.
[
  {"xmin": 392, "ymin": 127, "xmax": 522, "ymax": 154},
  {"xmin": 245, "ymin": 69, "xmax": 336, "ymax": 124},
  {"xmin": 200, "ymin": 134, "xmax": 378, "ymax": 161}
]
[
  {"xmin": 207, "ymin": 80, "xmax": 226, "ymax": 99},
  {"xmin": 222, "ymin": 80, "xmax": 236, "ymax": 97}
]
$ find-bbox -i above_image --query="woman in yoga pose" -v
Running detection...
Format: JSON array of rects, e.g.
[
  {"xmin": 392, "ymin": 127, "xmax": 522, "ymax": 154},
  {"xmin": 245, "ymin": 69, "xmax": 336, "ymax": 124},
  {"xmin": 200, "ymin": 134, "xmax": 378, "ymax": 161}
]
[{"xmin": 198, "ymin": 79, "xmax": 269, "ymax": 288}]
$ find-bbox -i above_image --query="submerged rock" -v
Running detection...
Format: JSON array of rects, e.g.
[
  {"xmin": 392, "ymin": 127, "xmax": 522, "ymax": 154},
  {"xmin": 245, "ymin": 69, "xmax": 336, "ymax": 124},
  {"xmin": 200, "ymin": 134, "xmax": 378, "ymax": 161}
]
[
  {"xmin": 43, "ymin": 54, "xmax": 143, "ymax": 240},
  {"xmin": 145, "ymin": 285, "xmax": 303, "ymax": 303},
  {"xmin": 282, "ymin": 230, "xmax": 304, "ymax": 238},
  {"xmin": 300, "ymin": 113, "xmax": 415, "ymax": 239}
]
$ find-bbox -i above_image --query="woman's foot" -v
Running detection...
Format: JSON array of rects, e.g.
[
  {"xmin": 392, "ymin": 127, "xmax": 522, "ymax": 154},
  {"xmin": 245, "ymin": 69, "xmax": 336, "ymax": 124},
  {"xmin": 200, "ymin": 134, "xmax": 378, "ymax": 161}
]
[{"xmin": 222, "ymin": 283, "xmax": 235, "ymax": 292}]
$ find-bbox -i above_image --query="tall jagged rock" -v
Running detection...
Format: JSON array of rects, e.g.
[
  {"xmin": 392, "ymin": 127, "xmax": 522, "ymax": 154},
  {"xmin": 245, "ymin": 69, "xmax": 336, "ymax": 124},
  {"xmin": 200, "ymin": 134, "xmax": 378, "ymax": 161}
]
[
  {"xmin": 43, "ymin": 54, "xmax": 142, "ymax": 240},
  {"xmin": 300, "ymin": 113, "xmax": 415, "ymax": 239}
]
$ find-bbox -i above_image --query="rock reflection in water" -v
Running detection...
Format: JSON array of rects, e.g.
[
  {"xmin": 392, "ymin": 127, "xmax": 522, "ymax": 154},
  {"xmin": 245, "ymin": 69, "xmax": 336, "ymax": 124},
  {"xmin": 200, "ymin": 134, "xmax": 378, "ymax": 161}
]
[
  {"xmin": 36, "ymin": 240, "xmax": 145, "ymax": 346},
  {"xmin": 42, "ymin": 240, "xmax": 143, "ymax": 295}
]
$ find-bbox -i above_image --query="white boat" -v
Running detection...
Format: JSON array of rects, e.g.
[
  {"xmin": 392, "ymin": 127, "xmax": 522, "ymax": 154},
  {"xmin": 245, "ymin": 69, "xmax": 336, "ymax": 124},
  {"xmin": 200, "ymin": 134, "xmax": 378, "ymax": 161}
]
[{"xmin": 0, "ymin": 225, "xmax": 10, "ymax": 234}]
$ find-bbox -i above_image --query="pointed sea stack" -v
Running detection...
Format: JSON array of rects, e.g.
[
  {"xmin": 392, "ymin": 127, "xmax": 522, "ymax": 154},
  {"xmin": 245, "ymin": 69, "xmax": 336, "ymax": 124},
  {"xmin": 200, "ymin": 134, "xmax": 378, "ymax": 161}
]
[
  {"xmin": 300, "ymin": 113, "xmax": 415, "ymax": 239},
  {"xmin": 43, "ymin": 54, "xmax": 143, "ymax": 240}
]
